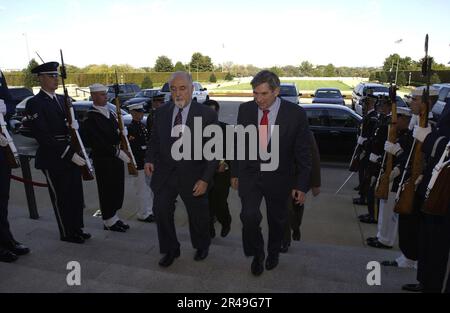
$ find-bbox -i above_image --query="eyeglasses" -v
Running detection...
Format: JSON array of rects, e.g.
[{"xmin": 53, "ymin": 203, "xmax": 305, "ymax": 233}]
[{"xmin": 39, "ymin": 73, "xmax": 59, "ymax": 78}]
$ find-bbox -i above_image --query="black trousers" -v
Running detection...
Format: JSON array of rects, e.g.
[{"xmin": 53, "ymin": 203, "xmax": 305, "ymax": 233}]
[
  {"xmin": 358, "ymin": 157, "xmax": 368, "ymax": 199},
  {"xmin": 417, "ymin": 211, "xmax": 450, "ymax": 293},
  {"xmin": 283, "ymin": 200, "xmax": 304, "ymax": 245},
  {"xmin": 367, "ymin": 179, "xmax": 377, "ymax": 219},
  {"xmin": 153, "ymin": 173, "xmax": 210, "ymax": 254},
  {"xmin": 93, "ymin": 158, "xmax": 125, "ymax": 221},
  {"xmin": 0, "ymin": 158, "xmax": 15, "ymax": 249},
  {"xmin": 208, "ymin": 170, "xmax": 232, "ymax": 229},
  {"xmin": 240, "ymin": 179, "xmax": 289, "ymax": 257},
  {"xmin": 398, "ymin": 194, "xmax": 422, "ymax": 261},
  {"xmin": 42, "ymin": 166, "xmax": 84, "ymax": 238}
]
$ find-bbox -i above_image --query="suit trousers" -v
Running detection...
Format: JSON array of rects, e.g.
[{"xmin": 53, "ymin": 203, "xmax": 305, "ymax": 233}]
[
  {"xmin": 240, "ymin": 179, "xmax": 289, "ymax": 257},
  {"xmin": 283, "ymin": 200, "xmax": 304, "ymax": 245},
  {"xmin": 93, "ymin": 157, "xmax": 125, "ymax": 221},
  {"xmin": 42, "ymin": 166, "xmax": 84, "ymax": 238},
  {"xmin": 208, "ymin": 170, "xmax": 232, "ymax": 228},
  {"xmin": 0, "ymin": 159, "xmax": 14, "ymax": 248},
  {"xmin": 398, "ymin": 194, "xmax": 422, "ymax": 261},
  {"xmin": 134, "ymin": 169, "xmax": 153, "ymax": 219},
  {"xmin": 153, "ymin": 172, "xmax": 211, "ymax": 254}
]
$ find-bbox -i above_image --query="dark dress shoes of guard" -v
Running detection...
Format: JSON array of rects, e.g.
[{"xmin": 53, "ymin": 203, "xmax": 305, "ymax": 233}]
[
  {"xmin": 104, "ymin": 221, "xmax": 127, "ymax": 232},
  {"xmin": 61, "ymin": 234, "xmax": 85, "ymax": 244},
  {"xmin": 360, "ymin": 215, "xmax": 377, "ymax": 224},
  {"xmin": 367, "ymin": 238, "xmax": 392, "ymax": 249},
  {"xmin": 353, "ymin": 197, "xmax": 368, "ymax": 205},
  {"xmin": 116, "ymin": 220, "xmax": 130, "ymax": 230},
  {"xmin": 76, "ymin": 229, "xmax": 91, "ymax": 240},
  {"xmin": 8, "ymin": 240, "xmax": 31, "ymax": 255},
  {"xmin": 402, "ymin": 283, "xmax": 424, "ymax": 292},
  {"xmin": 159, "ymin": 248, "xmax": 181, "ymax": 267},
  {"xmin": 194, "ymin": 248, "xmax": 209, "ymax": 261},
  {"xmin": 265, "ymin": 254, "xmax": 279, "ymax": 271},
  {"xmin": 251, "ymin": 253, "xmax": 265, "ymax": 276},
  {"xmin": 280, "ymin": 242, "xmax": 290, "ymax": 254},
  {"xmin": 0, "ymin": 248, "xmax": 19, "ymax": 263},
  {"xmin": 138, "ymin": 214, "xmax": 155, "ymax": 223}
]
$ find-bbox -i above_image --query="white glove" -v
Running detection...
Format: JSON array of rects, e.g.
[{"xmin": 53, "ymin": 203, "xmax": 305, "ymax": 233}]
[
  {"xmin": 357, "ymin": 136, "xmax": 367, "ymax": 146},
  {"xmin": 369, "ymin": 153, "xmax": 380, "ymax": 163},
  {"xmin": 71, "ymin": 120, "xmax": 79, "ymax": 130},
  {"xmin": 384, "ymin": 141, "xmax": 403, "ymax": 156},
  {"xmin": 118, "ymin": 150, "xmax": 131, "ymax": 163},
  {"xmin": 413, "ymin": 125, "xmax": 432, "ymax": 143},
  {"xmin": 0, "ymin": 99, "xmax": 6, "ymax": 114},
  {"xmin": 0, "ymin": 133, "xmax": 8, "ymax": 147},
  {"xmin": 122, "ymin": 128, "xmax": 128, "ymax": 137},
  {"xmin": 71, "ymin": 153, "xmax": 86, "ymax": 167},
  {"xmin": 389, "ymin": 167, "xmax": 401, "ymax": 182},
  {"xmin": 408, "ymin": 114, "xmax": 419, "ymax": 130}
]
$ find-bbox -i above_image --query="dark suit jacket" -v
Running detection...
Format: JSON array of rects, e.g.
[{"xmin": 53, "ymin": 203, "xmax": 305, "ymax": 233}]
[
  {"xmin": 231, "ymin": 98, "xmax": 312, "ymax": 197},
  {"xmin": 25, "ymin": 90, "xmax": 75, "ymax": 170},
  {"xmin": 145, "ymin": 100, "xmax": 219, "ymax": 192}
]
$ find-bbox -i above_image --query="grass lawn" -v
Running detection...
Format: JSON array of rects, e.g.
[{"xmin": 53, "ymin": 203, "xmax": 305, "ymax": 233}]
[{"xmin": 214, "ymin": 80, "xmax": 352, "ymax": 91}]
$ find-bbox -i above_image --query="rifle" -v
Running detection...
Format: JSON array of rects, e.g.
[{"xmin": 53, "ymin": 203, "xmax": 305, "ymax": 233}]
[
  {"xmin": 0, "ymin": 112, "xmax": 20, "ymax": 168},
  {"xmin": 394, "ymin": 34, "xmax": 432, "ymax": 214},
  {"xmin": 60, "ymin": 49, "xmax": 95, "ymax": 181},
  {"xmin": 113, "ymin": 71, "xmax": 138, "ymax": 176},
  {"xmin": 422, "ymin": 140, "xmax": 450, "ymax": 216},
  {"xmin": 375, "ymin": 84, "xmax": 398, "ymax": 200}
]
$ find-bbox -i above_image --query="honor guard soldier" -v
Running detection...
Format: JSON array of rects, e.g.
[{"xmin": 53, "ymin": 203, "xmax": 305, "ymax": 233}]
[
  {"xmin": 1, "ymin": 69, "xmax": 30, "ymax": 262},
  {"xmin": 84, "ymin": 83, "xmax": 131, "ymax": 232},
  {"xmin": 25, "ymin": 62, "xmax": 90, "ymax": 244},
  {"xmin": 127, "ymin": 102, "xmax": 154, "ymax": 223}
]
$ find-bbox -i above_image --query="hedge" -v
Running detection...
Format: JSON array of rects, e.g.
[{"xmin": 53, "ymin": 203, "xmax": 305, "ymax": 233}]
[{"xmin": 371, "ymin": 70, "xmax": 450, "ymax": 86}]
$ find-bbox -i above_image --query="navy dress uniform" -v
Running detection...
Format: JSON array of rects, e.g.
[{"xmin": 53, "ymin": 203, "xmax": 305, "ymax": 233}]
[
  {"xmin": 1, "ymin": 70, "xmax": 30, "ymax": 262},
  {"xmin": 83, "ymin": 83, "xmax": 129, "ymax": 232},
  {"xmin": 127, "ymin": 102, "xmax": 154, "ymax": 222},
  {"xmin": 25, "ymin": 62, "xmax": 89, "ymax": 244}
]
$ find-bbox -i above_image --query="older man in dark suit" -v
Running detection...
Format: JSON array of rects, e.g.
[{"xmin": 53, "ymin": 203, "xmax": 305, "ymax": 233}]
[
  {"xmin": 145, "ymin": 72, "xmax": 218, "ymax": 267},
  {"xmin": 231, "ymin": 70, "xmax": 311, "ymax": 276}
]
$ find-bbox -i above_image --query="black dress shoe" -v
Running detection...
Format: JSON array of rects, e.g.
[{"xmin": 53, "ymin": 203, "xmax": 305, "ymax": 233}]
[
  {"xmin": 104, "ymin": 222, "xmax": 127, "ymax": 232},
  {"xmin": 280, "ymin": 242, "xmax": 290, "ymax": 253},
  {"xmin": 358, "ymin": 213, "xmax": 371, "ymax": 219},
  {"xmin": 9, "ymin": 241, "xmax": 30, "ymax": 256},
  {"xmin": 354, "ymin": 185, "xmax": 360, "ymax": 191},
  {"xmin": 220, "ymin": 225, "xmax": 231, "ymax": 238},
  {"xmin": 194, "ymin": 248, "xmax": 209, "ymax": 261},
  {"xmin": 365, "ymin": 236, "xmax": 377, "ymax": 243},
  {"xmin": 251, "ymin": 254, "xmax": 265, "ymax": 276},
  {"xmin": 402, "ymin": 283, "xmax": 424, "ymax": 292},
  {"xmin": 116, "ymin": 220, "xmax": 130, "ymax": 230},
  {"xmin": 360, "ymin": 215, "xmax": 377, "ymax": 224},
  {"xmin": 0, "ymin": 248, "xmax": 18, "ymax": 263},
  {"xmin": 138, "ymin": 214, "xmax": 155, "ymax": 223},
  {"xmin": 265, "ymin": 254, "xmax": 279, "ymax": 271},
  {"xmin": 353, "ymin": 197, "xmax": 368, "ymax": 205},
  {"xmin": 61, "ymin": 234, "xmax": 85, "ymax": 244},
  {"xmin": 76, "ymin": 230, "xmax": 91, "ymax": 240},
  {"xmin": 381, "ymin": 260, "xmax": 398, "ymax": 267},
  {"xmin": 292, "ymin": 228, "xmax": 301, "ymax": 241},
  {"xmin": 159, "ymin": 249, "xmax": 180, "ymax": 267},
  {"xmin": 367, "ymin": 238, "xmax": 392, "ymax": 249},
  {"xmin": 210, "ymin": 226, "xmax": 216, "ymax": 238}
]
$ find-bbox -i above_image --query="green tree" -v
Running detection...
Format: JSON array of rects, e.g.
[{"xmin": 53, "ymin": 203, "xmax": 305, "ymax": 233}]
[
  {"xmin": 23, "ymin": 58, "xmax": 40, "ymax": 88},
  {"xmin": 324, "ymin": 63, "xmax": 337, "ymax": 77},
  {"xmin": 189, "ymin": 52, "xmax": 214, "ymax": 72},
  {"xmin": 383, "ymin": 54, "xmax": 414, "ymax": 72},
  {"xmin": 209, "ymin": 73, "xmax": 217, "ymax": 83},
  {"xmin": 225, "ymin": 72, "xmax": 233, "ymax": 81},
  {"xmin": 430, "ymin": 73, "xmax": 441, "ymax": 84},
  {"xmin": 299, "ymin": 61, "xmax": 314, "ymax": 76},
  {"xmin": 141, "ymin": 76, "xmax": 153, "ymax": 89},
  {"xmin": 269, "ymin": 66, "xmax": 284, "ymax": 77},
  {"xmin": 378, "ymin": 71, "xmax": 388, "ymax": 83},
  {"xmin": 154, "ymin": 55, "xmax": 174, "ymax": 72},
  {"xmin": 396, "ymin": 71, "xmax": 407, "ymax": 87},
  {"xmin": 174, "ymin": 61, "xmax": 186, "ymax": 72}
]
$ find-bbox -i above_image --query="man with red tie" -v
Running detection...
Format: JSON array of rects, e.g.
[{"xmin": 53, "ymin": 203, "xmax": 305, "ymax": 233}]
[{"xmin": 231, "ymin": 70, "xmax": 312, "ymax": 276}]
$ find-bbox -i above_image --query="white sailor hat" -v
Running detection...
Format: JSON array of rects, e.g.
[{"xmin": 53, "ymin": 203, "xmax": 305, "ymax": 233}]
[
  {"xmin": 409, "ymin": 86, "xmax": 439, "ymax": 97},
  {"xmin": 128, "ymin": 102, "xmax": 145, "ymax": 112},
  {"xmin": 89, "ymin": 83, "xmax": 108, "ymax": 93},
  {"xmin": 397, "ymin": 107, "xmax": 412, "ymax": 117}
]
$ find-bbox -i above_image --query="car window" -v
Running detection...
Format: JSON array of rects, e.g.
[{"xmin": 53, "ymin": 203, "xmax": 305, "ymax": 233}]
[
  {"xmin": 395, "ymin": 96, "xmax": 408, "ymax": 107},
  {"xmin": 132, "ymin": 85, "xmax": 141, "ymax": 92},
  {"xmin": 305, "ymin": 109, "xmax": 329, "ymax": 127},
  {"xmin": 161, "ymin": 83, "xmax": 170, "ymax": 92},
  {"xmin": 279, "ymin": 86, "xmax": 297, "ymax": 97},
  {"xmin": 327, "ymin": 109, "xmax": 358, "ymax": 128},
  {"xmin": 438, "ymin": 87, "xmax": 450, "ymax": 101},
  {"xmin": 316, "ymin": 90, "xmax": 341, "ymax": 98},
  {"xmin": 365, "ymin": 86, "xmax": 388, "ymax": 95}
]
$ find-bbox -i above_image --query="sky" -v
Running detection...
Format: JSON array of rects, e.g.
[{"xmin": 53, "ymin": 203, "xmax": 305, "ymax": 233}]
[{"xmin": 1, "ymin": 0, "xmax": 449, "ymax": 70}]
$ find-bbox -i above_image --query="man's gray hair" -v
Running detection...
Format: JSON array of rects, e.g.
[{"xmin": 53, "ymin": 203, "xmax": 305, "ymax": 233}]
[
  {"xmin": 251, "ymin": 70, "xmax": 280, "ymax": 91},
  {"xmin": 169, "ymin": 71, "xmax": 193, "ymax": 86}
]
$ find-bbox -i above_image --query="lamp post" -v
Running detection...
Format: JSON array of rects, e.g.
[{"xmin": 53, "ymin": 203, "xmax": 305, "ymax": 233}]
[{"xmin": 22, "ymin": 33, "xmax": 30, "ymax": 63}]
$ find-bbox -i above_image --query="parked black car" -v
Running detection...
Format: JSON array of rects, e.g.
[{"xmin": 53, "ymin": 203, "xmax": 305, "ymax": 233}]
[
  {"xmin": 106, "ymin": 83, "xmax": 141, "ymax": 105},
  {"xmin": 8, "ymin": 87, "xmax": 34, "ymax": 107},
  {"xmin": 311, "ymin": 88, "xmax": 345, "ymax": 105},
  {"xmin": 301, "ymin": 104, "xmax": 362, "ymax": 157},
  {"xmin": 122, "ymin": 88, "xmax": 161, "ymax": 112}
]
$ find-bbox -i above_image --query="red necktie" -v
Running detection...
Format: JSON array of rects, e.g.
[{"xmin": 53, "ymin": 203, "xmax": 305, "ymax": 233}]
[{"xmin": 259, "ymin": 110, "xmax": 270, "ymax": 149}]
